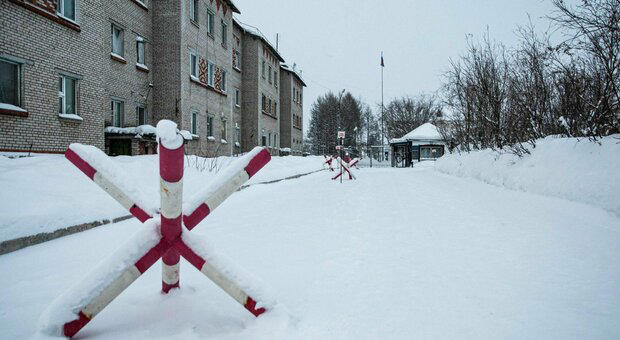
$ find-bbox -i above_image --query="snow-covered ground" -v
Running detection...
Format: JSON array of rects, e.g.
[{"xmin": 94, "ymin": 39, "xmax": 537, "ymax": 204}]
[
  {"xmin": 0, "ymin": 154, "xmax": 323, "ymax": 242},
  {"xmin": 436, "ymin": 135, "xmax": 620, "ymax": 216},
  {"xmin": 1, "ymin": 164, "xmax": 619, "ymax": 339}
]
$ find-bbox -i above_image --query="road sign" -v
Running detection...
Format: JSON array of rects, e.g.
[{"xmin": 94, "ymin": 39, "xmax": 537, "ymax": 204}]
[
  {"xmin": 336, "ymin": 145, "xmax": 342, "ymax": 150},
  {"xmin": 338, "ymin": 131, "xmax": 345, "ymax": 138}
]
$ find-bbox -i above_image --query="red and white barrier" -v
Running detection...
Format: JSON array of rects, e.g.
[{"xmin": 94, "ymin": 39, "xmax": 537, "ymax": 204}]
[
  {"xmin": 41, "ymin": 120, "xmax": 276, "ymax": 338},
  {"xmin": 324, "ymin": 155, "xmax": 336, "ymax": 171},
  {"xmin": 332, "ymin": 157, "xmax": 356, "ymax": 181},
  {"xmin": 65, "ymin": 144, "xmax": 156, "ymax": 222}
]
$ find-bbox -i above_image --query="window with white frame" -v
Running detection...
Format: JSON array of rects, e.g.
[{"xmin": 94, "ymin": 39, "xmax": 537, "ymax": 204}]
[
  {"xmin": 0, "ymin": 59, "xmax": 21, "ymax": 107},
  {"xmin": 207, "ymin": 10, "xmax": 215, "ymax": 36},
  {"xmin": 111, "ymin": 24, "xmax": 124, "ymax": 57},
  {"xmin": 137, "ymin": 105, "xmax": 146, "ymax": 125},
  {"xmin": 189, "ymin": 0, "xmax": 198, "ymax": 23},
  {"xmin": 111, "ymin": 99, "xmax": 124, "ymax": 127},
  {"xmin": 191, "ymin": 111, "xmax": 198, "ymax": 135},
  {"xmin": 207, "ymin": 62, "xmax": 215, "ymax": 86},
  {"xmin": 268, "ymin": 132, "xmax": 272, "ymax": 147},
  {"xmin": 234, "ymin": 88, "xmax": 240, "ymax": 107},
  {"xmin": 190, "ymin": 52, "xmax": 198, "ymax": 79},
  {"xmin": 274, "ymin": 133, "xmax": 278, "ymax": 148},
  {"xmin": 261, "ymin": 130, "xmax": 266, "ymax": 146},
  {"xmin": 206, "ymin": 115, "xmax": 213, "ymax": 136},
  {"xmin": 58, "ymin": 75, "xmax": 77, "ymax": 115},
  {"xmin": 136, "ymin": 37, "xmax": 145, "ymax": 65},
  {"xmin": 220, "ymin": 117, "xmax": 227, "ymax": 140},
  {"xmin": 57, "ymin": 0, "xmax": 76, "ymax": 22},
  {"xmin": 235, "ymin": 123, "xmax": 240, "ymax": 145},
  {"xmin": 221, "ymin": 20, "xmax": 228, "ymax": 48}
]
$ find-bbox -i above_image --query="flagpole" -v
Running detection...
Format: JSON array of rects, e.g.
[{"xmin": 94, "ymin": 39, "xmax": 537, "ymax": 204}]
[{"xmin": 380, "ymin": 51, "xmax": 385, "ymax": 162}]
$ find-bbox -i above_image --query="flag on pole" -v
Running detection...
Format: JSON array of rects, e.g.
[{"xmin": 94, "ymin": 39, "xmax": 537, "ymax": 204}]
[{"xmin": 381, "ymin": 52, "xmax": 385, "ymax": 67}]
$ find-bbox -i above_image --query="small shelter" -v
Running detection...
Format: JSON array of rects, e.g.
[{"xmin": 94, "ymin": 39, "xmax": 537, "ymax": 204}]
[{"xmin": 389, "ymin": 123, "xmax": 445, "ymax": 167}]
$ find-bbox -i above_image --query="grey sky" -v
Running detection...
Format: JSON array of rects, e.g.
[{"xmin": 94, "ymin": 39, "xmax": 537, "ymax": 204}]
[{"xmin": 235, "ymin": 0, "xmax": 559, "ymax": 133}]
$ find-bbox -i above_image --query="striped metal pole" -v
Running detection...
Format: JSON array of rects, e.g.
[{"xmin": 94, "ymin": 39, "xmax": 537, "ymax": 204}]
[{"xmin": 159, "ymin": 139, "xmax": 184, "ymax": 293}]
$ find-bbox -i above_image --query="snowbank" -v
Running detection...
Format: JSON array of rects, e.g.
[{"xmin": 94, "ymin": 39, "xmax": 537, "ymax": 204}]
[
  {"xmin": 435, "ymin": 135, "xmax": 620, "ymax": 215},
  {"xmin": 0, "ymin": 153, "xmax": 323, "ymax": 242}
]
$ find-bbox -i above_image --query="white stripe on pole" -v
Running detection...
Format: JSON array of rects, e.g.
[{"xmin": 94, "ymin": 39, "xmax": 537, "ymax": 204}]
[
  {"xmin": 199, "ymin": 263, "xmax": 248, "ymax": 306},
  {"xmin": 93, "ymin": 172, "xmax": 135, "ymax": 210},
  {"xmin": 82, "ymin": 266, "xmax": 141, "ymax": 318},
  {"xmin": 204, "ymin": 170, "xmax": 250, "ymax": 213},
  {"xmin": 162, "ymin": 262, "xmax": 180, "ymax": 285},
  {"xmin": 159, "ymin": 178, "xmax": 183, "ymax": 218}
]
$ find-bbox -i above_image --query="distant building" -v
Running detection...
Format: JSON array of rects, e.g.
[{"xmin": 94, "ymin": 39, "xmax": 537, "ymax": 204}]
[
  {"xmin": 279, "ymin": 64, "xmax": 306, "ymax": 156},
  {"xmin": 0, "ymin": 0, "xmax": 304, "ymax": 157},
  {"xmin": 389, "ymin": 123, "xmax": 445, "ymax": 167}
]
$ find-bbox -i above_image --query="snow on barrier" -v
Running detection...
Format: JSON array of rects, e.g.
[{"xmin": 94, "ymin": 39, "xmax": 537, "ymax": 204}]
[
  {"xmin": 41, "ymin": 120, "xmax": 276, "ymax": 338},
  {"xmin": 332, "ymin": 157, "xmax": 356, "ymax": 181},
  {"xmin": 323, "ymin": 155, "xmax": 336, "ymax": 171}
]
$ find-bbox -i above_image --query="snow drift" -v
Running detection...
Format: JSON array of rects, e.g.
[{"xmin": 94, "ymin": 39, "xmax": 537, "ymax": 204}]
[{"xmin": 435, "ymin": 135, "xmax": 620, "ymax": 215}]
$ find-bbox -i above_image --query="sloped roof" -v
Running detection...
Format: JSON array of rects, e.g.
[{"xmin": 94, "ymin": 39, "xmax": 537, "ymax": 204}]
[
  {"xmin": 280, "ymin": 63, "xmax": 307, "ymax": 87},
  {"xmin": 233, "ymin": 18, "xmax": 285, "ymax": 62},
  {"xmin": 390, "ymin": 123, "xmax": 442, "ymax": 143},
  {"xmin": 226, "ymin": 0, "xmax": 241, "ymax": 14}
]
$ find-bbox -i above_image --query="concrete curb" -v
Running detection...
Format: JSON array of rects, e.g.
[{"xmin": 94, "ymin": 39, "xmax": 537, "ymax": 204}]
[{"xmin": 0, "ymin": 169, "xmax": 325, "ymax": 255}]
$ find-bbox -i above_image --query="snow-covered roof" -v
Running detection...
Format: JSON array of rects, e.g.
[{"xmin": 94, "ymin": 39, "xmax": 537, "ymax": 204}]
[
  {"xmin": 280, "ymin": 63, "xmax": 307, "ymax": 87},
  {"xmin": 390, "ymin": 123, "xmax": 442, "ymax": 144},
  {"xmin": 105, "ymin": 125, "xmax": 157, "ymax": 136},
  {"xmin": 233, "ymin": 18, "xmax": 284, "ymax": 62}
]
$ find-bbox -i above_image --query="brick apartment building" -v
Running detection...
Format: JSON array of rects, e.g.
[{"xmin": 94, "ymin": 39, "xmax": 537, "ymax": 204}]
[{"xmin": 0, "ymin": 0, "xmax": 306, "ymax": 157}]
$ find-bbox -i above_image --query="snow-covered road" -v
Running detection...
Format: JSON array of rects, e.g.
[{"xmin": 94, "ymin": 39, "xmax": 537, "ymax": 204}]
[{"xmin": 1, "ymin": 166, "xmax": 619, "ymax": 339}]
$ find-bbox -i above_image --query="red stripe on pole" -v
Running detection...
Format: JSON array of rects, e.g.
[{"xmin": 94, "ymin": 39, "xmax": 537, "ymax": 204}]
[
  {"xmin": 162, "ymin": 248, "xmax": 180, "ymax": 265},
  {"xmin": 162, "ymin": 281, "xmax": 179, "ymax": 293},
  {"xmin": 161, "ymin": 215, "xmax": 182, "ymax": 241},
  {"xmin": 182, "ymin": 203, "xmax": 210, "ymax": 230},
  {"xmin": 174, "ymin": 240, "xmax": 206, "ymax": 270},
  {"xmin": 135, "ymin": 240, "xmax": 168, "ymax": 273},
  {"xmin": 63, "ymin": 311, "xmax": 91, "ymax": 337},
  {"xmin": 65, "ymin": 149, "xmax": 96, "ymax": 180},
  {"xmin": 159, "ymin": 144, "xmax": 184, "ymax": 183},
  {"xmin": 244, "ymin": 297, "xmax": 266, "ymax": 317},
  {"xmin": 129, "ymin": 204, "xmax": 151, "ymax": 223},
  {"xmin": 245, "ymin": 148, "xmax": 271, "ymax": 178}
]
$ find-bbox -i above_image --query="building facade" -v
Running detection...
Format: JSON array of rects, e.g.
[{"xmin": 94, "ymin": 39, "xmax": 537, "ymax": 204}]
[
  {"xmin": 279, "ymin": 64, "xmax": 306, "ymax": 155},
  {"xmin": 0, "ymin": 0, "xmax": 303, "ymax": 157}
]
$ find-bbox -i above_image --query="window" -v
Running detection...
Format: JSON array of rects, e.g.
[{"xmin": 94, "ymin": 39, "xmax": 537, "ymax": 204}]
[
  {"xmin": 268, "ymin": 98, "xmax": 272, "ymax": 114},
  {"xmin": 191, "ymin": 111, "xmax": 198, "ymax": 135},
  {"xmin": 233, "ymin": 50, "xmax": 241, "ymax": 70},
  {"xmin": 207, "ymin": 10, "xmax": 215, "ymax": 36},
  {"xmin": 261, "ymin": 60, "xmax": 265, "ymax": 78},
  {"xmin": 136, "ymin": 37, "xmax": 145, "ymax": 65},
  {"xmin": 0, "ymin": 59, "xmax": 20, "ymax": 106},
  {"xmin": 57, "ymin": 0, "xmax": 76, "ymax": 21},
  {"xmin": 111, "ymin": 24, "xmax": 124, "ymax": 57},
  {"xmin": 221, "ymin": 20, "xmax": 228, "ymax": 48},
  {"xmin": 300, "ymin": 92, "xmax": 302, "ymax": 105},
  {"xmin": 111, "ymin": 100, "xmax": 124, "ymax": 127},
  {"xmin": 207, "ymin": 62, "xmax": 215, "ymax": 86},
  {"xmin": 189, "ymin": 0, "xmax": 198, "ymax": 23},
  {"xmin": 274, "ymin": 133, "xmax": 278, "ymax": 148},
  {"xmin": 274, "ymin": 102, "xmax": 277, "ymax": 117},
  {"xmin": 220, "ymin": 117, "xmax": 227, "ymax": 140},
  {"xmin": 274, "ymin": 71, "xmax": 278, "ymax": 88},
  {"xmin": 268, "ymin": 132, "xmax": 272, "ymax": 147},
  {"xmin": 235, "ymin": 123, "xmax": 241, "ymax": 145},
  {"xmin": 221, "ymin": 70, "xmax": 227, "ymax": 92},
  {"xmin": 261, "ymin": 134, "xmax": 266, "ymax": 146},
  {"xmin": 58, "ymin": 75, "xmax": 77, "ymax": 115},
  {"xmin": 261, "ymin": 94, "xmax": 266, "ymax": 112},
  {"xmin": 235, "ymin": 88, "xmax": 241, "ymax": 107},
  {"xmin": 206, "ymin": 115, "xmax": 213, "ymax": 136},
  {"xmin": 190, "ymin": 52, "xmax": 198, "ymax": 79},
  {"xmin": 268, "ymin": 65, "xmax": 272, "ymax": 84},
  {"xmin": 137, "ymin": 105, "xmax": 146, "ymax": 125}
]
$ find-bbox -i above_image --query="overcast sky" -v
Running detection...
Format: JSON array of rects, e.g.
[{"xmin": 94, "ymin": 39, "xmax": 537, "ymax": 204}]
[{"xmin": 235, "ymin": 0, "xmax": 561, "ymax": 133}]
